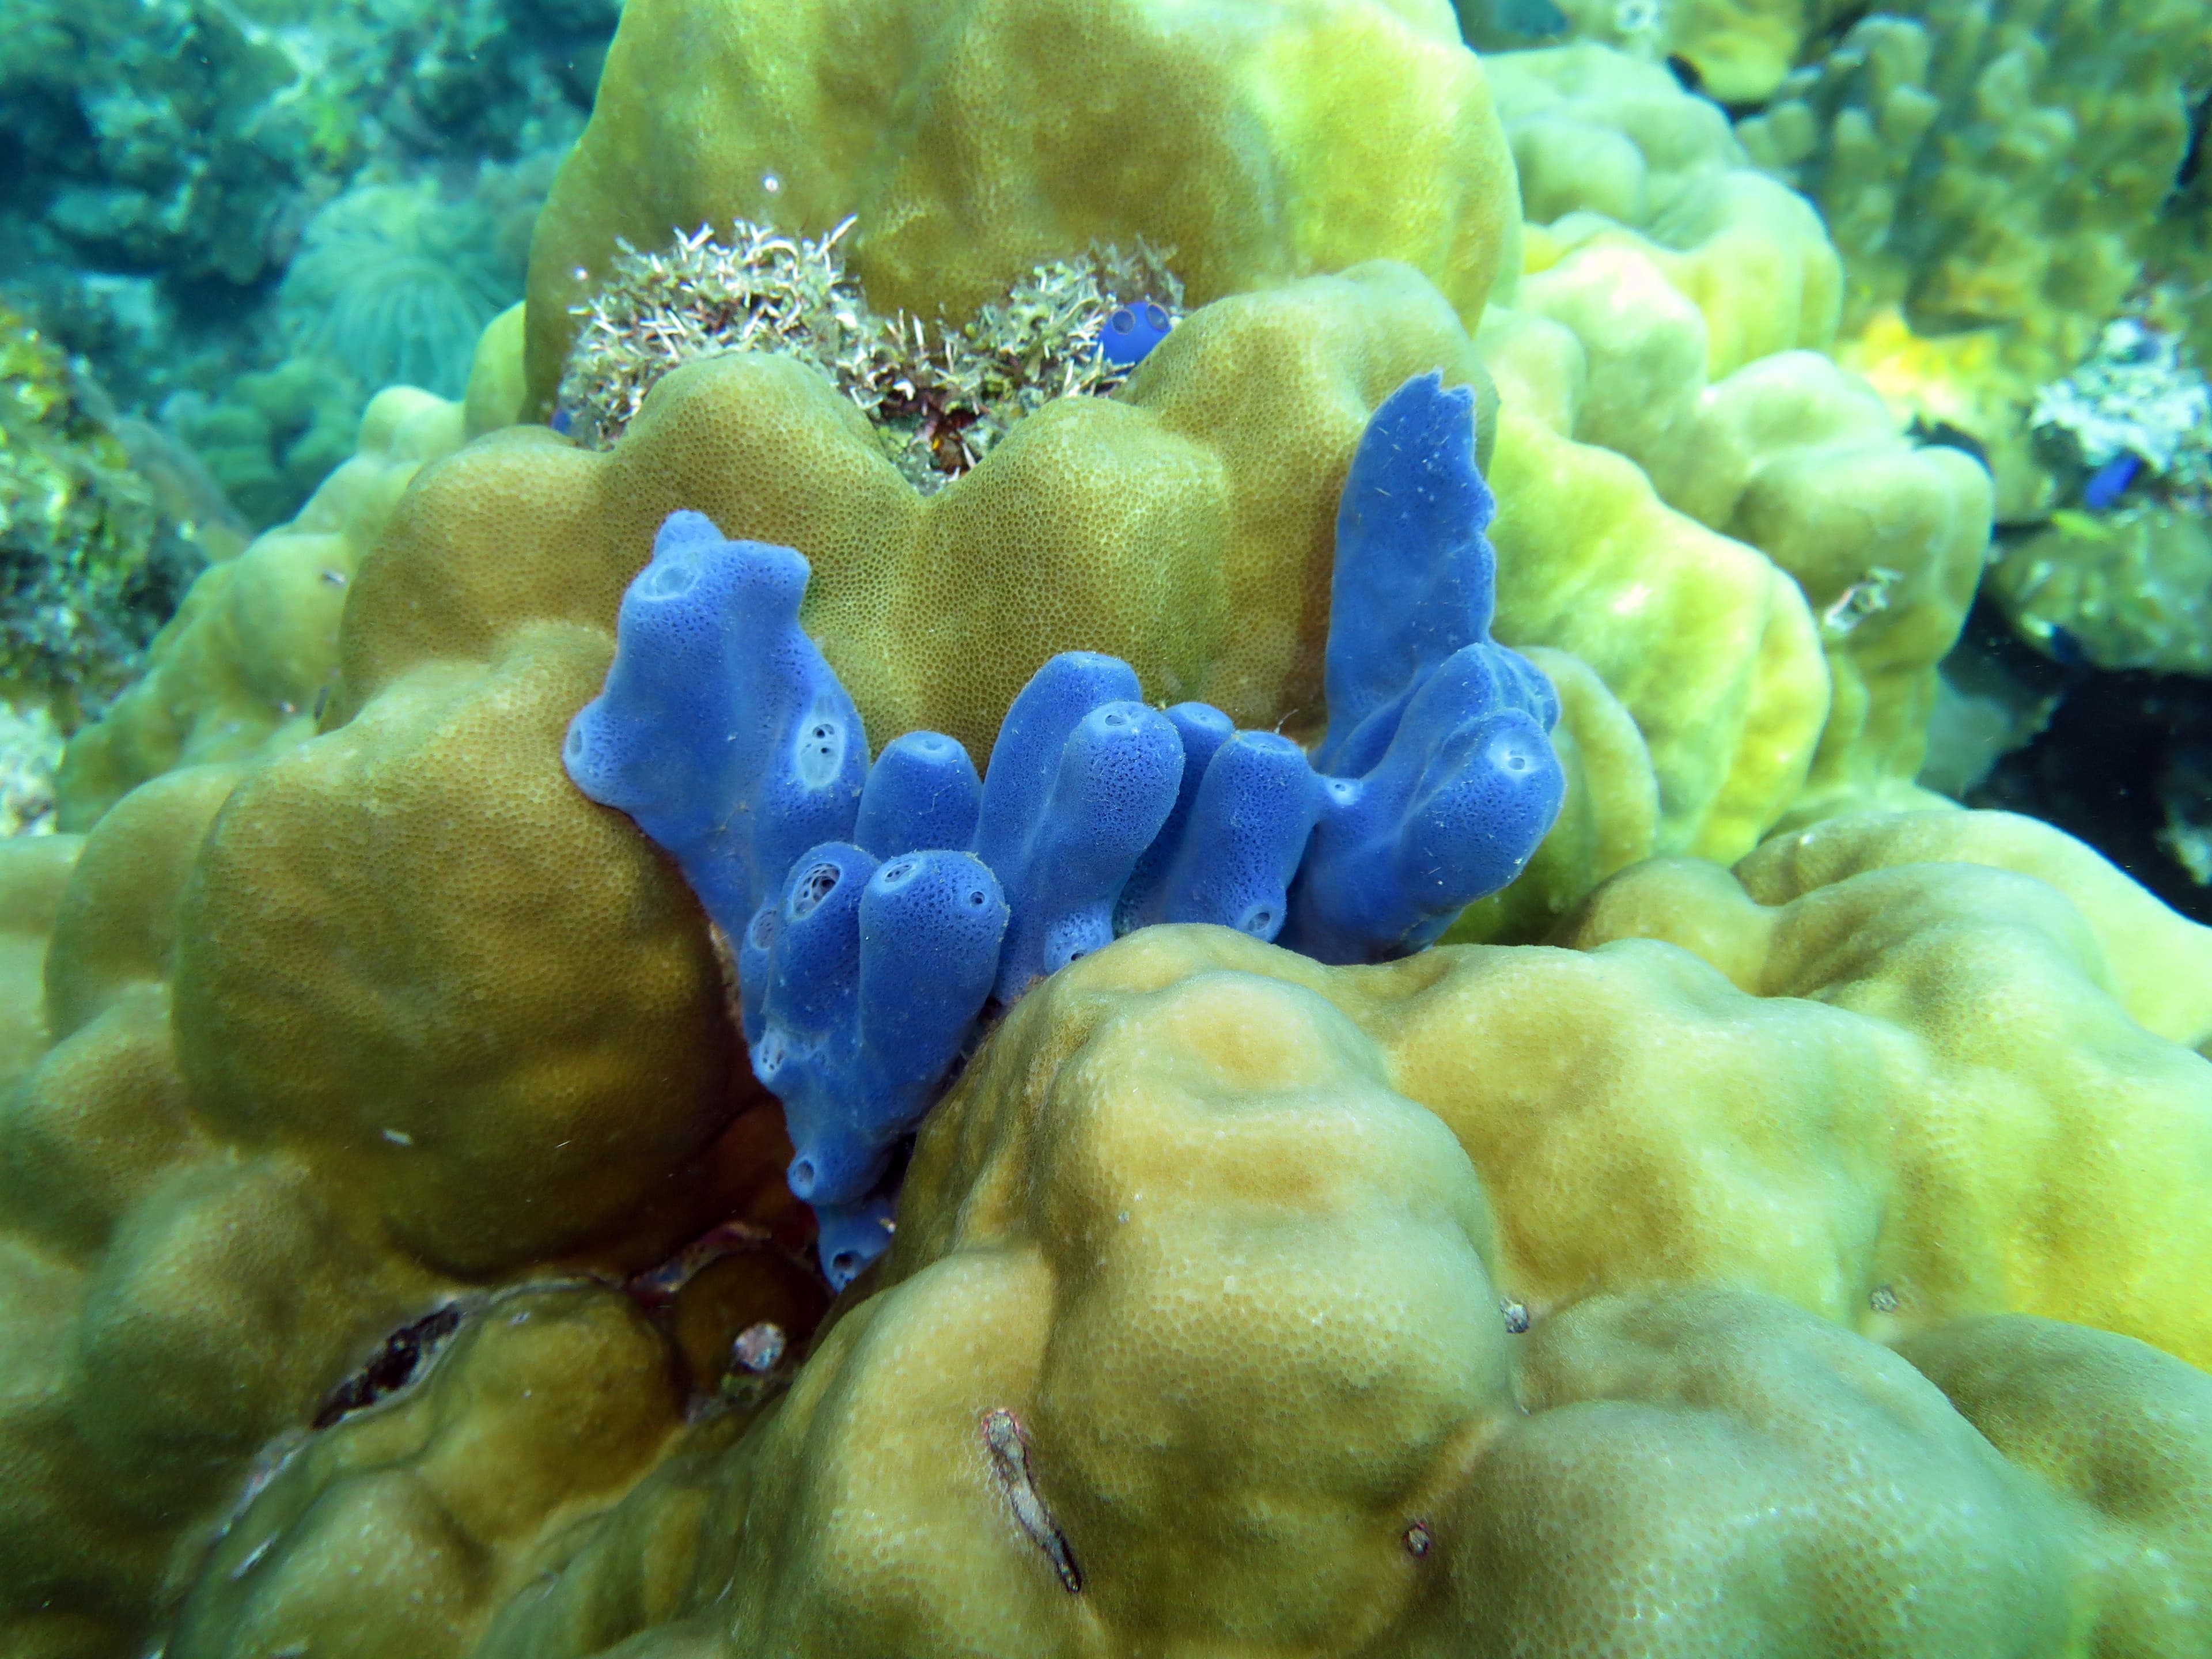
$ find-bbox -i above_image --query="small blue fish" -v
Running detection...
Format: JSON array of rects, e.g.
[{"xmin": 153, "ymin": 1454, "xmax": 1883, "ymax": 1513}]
[
  {"xmin": 1099, "ymin": 301, "xmax": 1173, "ymax": 368},
  {"xmin": 2082, "ymin": 452, "xmax": 2141, "ymax": 510},
  {"xmin": 550, "ymin": 406, "xmax": 575, "ymax": 435},
  {"xmin": 2043, "ymin": 624, "xmax": 2088, "ymax": 668}
]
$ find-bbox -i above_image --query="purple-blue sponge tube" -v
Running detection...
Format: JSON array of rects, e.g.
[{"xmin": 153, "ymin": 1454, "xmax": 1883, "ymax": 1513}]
[
  {"xmin": 738, "ymin": 842, "xmax": 1007, "ymax": 1214},
  {"xmin": 561, "ymin": 509, "xmax": 868, "ymax": 935},
  {"xmin": 565, "ymin": 369, "xmax": 1565, "ymax": 1287},
  {"xmin": 1279, "ymin": 369, "xmax": 1563, "ymax": 961},
  {"xmin": 971, "ymin": 653, "xmax": 1185, "ymax": 1001}
]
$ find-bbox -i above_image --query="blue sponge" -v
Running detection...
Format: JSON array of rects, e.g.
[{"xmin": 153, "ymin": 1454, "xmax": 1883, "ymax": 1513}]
[
  {"xmin": 1283, "ymin": 647, "xmax": 1560, "ymax": 961},
  {"xmin": 569, "ymin": 370, "xmax": 1564, "ymax": 1288},
  {"xmin": 1097, "ymin": 300, "xmax": 1174, "ymax": 367},
  {"xmin": 563, "ymin": 509, "xmax": 867, "ymax": 934},
  {"xmin": 813, "ymin": 1190, "xmax": 900, "ymax": 1291},
  {"xmin": 739, "ymin": 842, "xmax": 1007, "ymax": 1214},
  {"xmin": 855, "ymin": 730, "xmax": 983, "ymax": 858},
  {"xmin": 1281, "ymin": 370, "xmax": 1563, "ymax": 961},
  {"xmin": 972, "ymin": 653, "xmax": 1185, "ymax": 1001},
  {"xmin": 1117, "ymin": 705, "xmax": 1319, "ymax": 941}
]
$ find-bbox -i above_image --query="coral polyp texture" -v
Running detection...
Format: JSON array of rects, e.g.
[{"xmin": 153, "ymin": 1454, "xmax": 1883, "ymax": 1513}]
[
  {"xmin": 569, "ymin": 373, "xmax": 1564, "ymax": 1282},
  {"xmin": 188, "ymin": 811, "xmax": 2212, "ymax": 1655}
]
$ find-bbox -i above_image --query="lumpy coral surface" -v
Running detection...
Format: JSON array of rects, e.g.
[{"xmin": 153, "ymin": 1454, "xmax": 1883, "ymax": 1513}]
[
  {"xmin": 5, "ymin": 0, "xmax": 2210, "ymax": 1653},
  {"xmin": 394, "ymin": 814, "xmax": 2212, "ymax": 1654}
]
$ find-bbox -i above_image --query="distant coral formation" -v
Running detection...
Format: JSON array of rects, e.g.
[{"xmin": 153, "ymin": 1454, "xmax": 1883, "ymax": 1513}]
[
  {"xmin": 0, "ymin": 302, "xmax": 218, "ymax": 721},
  {"xmin": 279, "ymin": 179, "xmax": 525, "ymax": 400},
  {"xmin": 1736, "ymin": 0, "xmax": 2212, "ymax": 519},
  {"xmin": 1467, "ymin": 0, "xmax": 1864, "ymax": 103},
  {"xmin": 0, "ymin": 0, "xmax": 612, "ymax": 527}
]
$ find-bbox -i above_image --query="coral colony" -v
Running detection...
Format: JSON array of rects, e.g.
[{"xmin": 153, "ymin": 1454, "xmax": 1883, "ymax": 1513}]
[
  {"xmin": 564, "ymin": 371, "xmax": 1564, "ymax": 1282},
  {"xmin": 17, "ymin": 0, "xmax": 2212, "ymax": 1646}
]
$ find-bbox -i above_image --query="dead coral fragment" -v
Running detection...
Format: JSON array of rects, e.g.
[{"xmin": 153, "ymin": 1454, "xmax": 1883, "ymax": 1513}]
[
  {"xmin": 559, "ymin": 218, "xmax": 1180, "ymax": 491},
  {"xmin": 981, "ymin": 1406, "xmax": 1083, "ymax": 1592}
]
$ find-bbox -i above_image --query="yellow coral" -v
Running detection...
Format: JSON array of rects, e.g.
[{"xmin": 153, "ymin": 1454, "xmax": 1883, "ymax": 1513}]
[
  {"xmin": 343, "ymin": 263, "xmax": 1846, "ymax": 923},
  {"xmin": 1737, "ymin": 0, "xmax": 2212, "ymax": 520},
  {"xmin": 1487, "ymin": 43, "xmax": 1843, "ymax": 375},
  {"xmin": 291, "ymin": 805, "xmax": 2212, "ymax": 1655},
  {"xmin": 1471, "ymin": 245, "xmax": 1987, "ymax": 888},
  {"xmin": 524, "ymin": 0, "xmax": 1521, "ymax": 411},
  {"xmin": 0, "ymin": 724, "xmax": 800, "ymax": 1645},
  {"xmin": 342, "ymin": 265, "xmax": 1508, "ymax": 760},
  {"xmin": 1482, "ymin": 0, "xmax": 1862, "ymax": 106},
  {"xmin": 168, "ymin": 1285, "xmax": 687, "ymax": 1657},
  {"xmin": 466, "ymin": 1293, "xmax": 2209, "ymax": 1654}
]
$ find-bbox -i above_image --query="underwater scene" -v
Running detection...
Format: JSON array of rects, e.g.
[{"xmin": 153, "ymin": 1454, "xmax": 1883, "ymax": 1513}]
[{"xmin": 1, "ymin": 0, "xmax": 2210, "ymax": 1651}]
